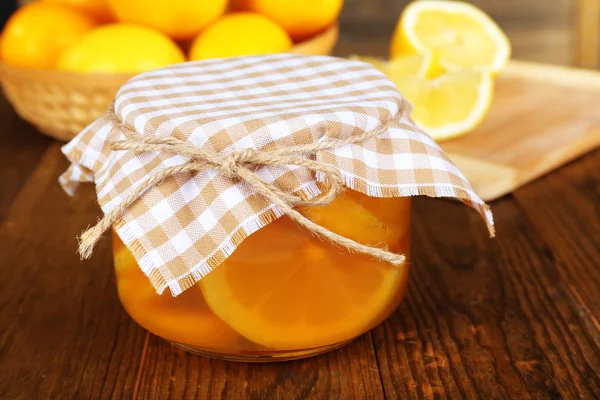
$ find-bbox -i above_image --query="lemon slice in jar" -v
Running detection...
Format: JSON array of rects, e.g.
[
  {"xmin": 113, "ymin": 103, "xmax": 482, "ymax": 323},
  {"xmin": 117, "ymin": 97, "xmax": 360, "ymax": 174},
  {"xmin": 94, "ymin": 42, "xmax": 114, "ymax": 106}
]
[
  {"xmin": 198, "ymin": 191, "xmax": 410, "ymax": 350},
  {"xmin": 113, "ymin": 232, "xmax": 240, "ymax": 349}
]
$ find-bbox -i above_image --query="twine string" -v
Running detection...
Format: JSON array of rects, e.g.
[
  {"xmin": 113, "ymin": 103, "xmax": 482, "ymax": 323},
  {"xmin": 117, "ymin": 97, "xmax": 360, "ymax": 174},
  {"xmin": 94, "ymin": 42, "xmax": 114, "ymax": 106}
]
[{"xmin": 78, "ymin": 117, "xmax": 406, "ymax": 267}]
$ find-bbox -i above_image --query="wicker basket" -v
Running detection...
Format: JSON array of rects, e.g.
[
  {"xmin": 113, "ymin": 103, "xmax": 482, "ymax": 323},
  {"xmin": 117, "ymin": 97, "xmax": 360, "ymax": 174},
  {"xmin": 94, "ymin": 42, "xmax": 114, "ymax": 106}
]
[{"xmin": 0, "ymin": 24, "xmax": 339, "ymax": 141}]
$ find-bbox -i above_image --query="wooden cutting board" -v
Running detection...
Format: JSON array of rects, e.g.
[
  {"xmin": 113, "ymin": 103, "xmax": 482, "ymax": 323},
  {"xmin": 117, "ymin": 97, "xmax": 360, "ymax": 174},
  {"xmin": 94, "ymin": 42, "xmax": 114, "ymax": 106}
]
[{"xmin": 441, "ymin": 60, "xmax": 600, "ymax": 202}]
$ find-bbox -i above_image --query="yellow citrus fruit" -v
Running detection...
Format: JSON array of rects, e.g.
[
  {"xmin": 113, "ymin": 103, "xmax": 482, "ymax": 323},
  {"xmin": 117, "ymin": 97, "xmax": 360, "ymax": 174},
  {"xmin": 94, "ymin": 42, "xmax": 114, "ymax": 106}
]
[
  {"xmin": 387, "ymin": 52, "xmax": 444, "ymax": 78},
  {"xmin": 233, "ymin": 0, "xmax": 343, "ymax": 41},
  {"xmin": 189, "ymin": 13, "xmax": 292, "ymax": 61},
  {"xmin": 391, "ymin": 0, "xmax": 510, "ymax": 74},
  {"xmin": 42, "ymin": 0, "xmax": 114, "ymax": 22},
  {"xmin": 57, "ymin": 23, "xmax": 186, "ymax": 74},
  {"xmin": 112, "ymin": 232, "xmax": 240, "ymax": 349},
  {"xmin": 107, "ymin": 0, "xmax": 227, "ymax": 40},
  {"xmin": 199, "ymin": 191, "xmax": 411, "ymax": 349},
  {"xmin": 352, "ymin": 52, "xmax": 443, "ymax": 79},
  {"xmin": 349, "ymin": 55, "xmax": 389, "ymax": 74},
  {"xmin": 0, "ymin": 2, "xmax": 97, "ymax": 69},
  {"xmin": 392, "ymin": 69, "xmax": 493, "ymax": 141}
]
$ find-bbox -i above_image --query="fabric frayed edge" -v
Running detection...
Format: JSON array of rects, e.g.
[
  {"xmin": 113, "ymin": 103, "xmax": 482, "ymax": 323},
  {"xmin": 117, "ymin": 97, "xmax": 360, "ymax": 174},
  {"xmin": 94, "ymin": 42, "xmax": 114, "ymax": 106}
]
[
  {"xmin": 113, "ymin": 180, "xmax": 323, "ymax": 296},
  {"xmin": 59, "ymin": 163, "xmax": 94, "ymax": 197},
  {"xmin": 335, "ymin": 170, "xmax": 495, "ymax": 238},
  {"xmin": 115, "ymin": 172, "xmax": 493, "ymax": 297}
]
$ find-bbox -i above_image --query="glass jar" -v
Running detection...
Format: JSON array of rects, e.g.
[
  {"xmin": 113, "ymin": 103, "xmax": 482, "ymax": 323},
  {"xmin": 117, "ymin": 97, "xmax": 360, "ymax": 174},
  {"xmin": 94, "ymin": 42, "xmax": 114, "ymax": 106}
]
[{"xmin": 112, "ymin": 189, "xmax": 411, "ymax": 361}]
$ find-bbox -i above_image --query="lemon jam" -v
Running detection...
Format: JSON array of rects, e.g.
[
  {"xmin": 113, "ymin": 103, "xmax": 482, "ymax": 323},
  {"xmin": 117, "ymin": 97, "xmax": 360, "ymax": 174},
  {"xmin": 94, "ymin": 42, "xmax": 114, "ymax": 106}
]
[{"xmin": 112, "ymin": 190, "xmax": 411, "ymax": 361}]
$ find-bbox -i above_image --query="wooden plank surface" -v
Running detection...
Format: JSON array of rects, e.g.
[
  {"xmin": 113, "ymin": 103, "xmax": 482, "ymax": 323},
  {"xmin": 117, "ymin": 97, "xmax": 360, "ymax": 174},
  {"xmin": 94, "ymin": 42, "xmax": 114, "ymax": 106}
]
[
  {"xmin": 1, "ymin": 13, "xmax": 600, "ymax": 397},
  {"xmin": 442, "ymin": 61, "xmax": 600, "ymax": 201},
  {"xmin": 373, "ymin": 191, "xmax": 600, "ymax": 399},
  {"xmin": 137, "ymin": 334, "xmax": 384, "ymax": 399},
  {"xmin": 513, "ymin": 147, "xmax": 600, "ymax": 318},
  {"xmin": 0, "ymin": 141, "xmax": 148, "ymax": 399},
  {"xmin": 0, "ymin": 103, "xmax": 598, "ymax": 399},
  {"xmin": 0, "ymin": 96, "xmax": 49, "ymax": 223}
]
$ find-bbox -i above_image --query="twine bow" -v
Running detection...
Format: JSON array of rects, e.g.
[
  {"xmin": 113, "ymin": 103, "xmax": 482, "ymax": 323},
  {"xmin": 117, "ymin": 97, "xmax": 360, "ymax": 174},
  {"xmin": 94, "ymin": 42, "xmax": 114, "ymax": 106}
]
[{"xmin": 78, "ymin": 117, "xmax": 406, "ymax": 267}]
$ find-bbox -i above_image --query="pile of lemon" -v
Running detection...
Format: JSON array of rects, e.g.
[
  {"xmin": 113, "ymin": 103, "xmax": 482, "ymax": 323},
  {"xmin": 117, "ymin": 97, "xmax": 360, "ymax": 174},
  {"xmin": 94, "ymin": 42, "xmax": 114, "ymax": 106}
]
[
  {"xmin": 357, "ymin": 0, "xmax": 511, "ymax": 141},
  {"xmin": 0, "ymin": 0, "xmax": 342, "ymax": 73}
]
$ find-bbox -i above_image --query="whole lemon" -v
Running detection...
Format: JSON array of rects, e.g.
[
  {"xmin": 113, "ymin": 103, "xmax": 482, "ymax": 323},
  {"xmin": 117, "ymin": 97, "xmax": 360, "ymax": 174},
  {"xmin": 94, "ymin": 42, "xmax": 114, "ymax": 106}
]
[
  {"xmin": 0, "ymin": 2, "xmax": 97, "ymax": 69},
  {"xmin": 57, "ymin": 23, "xmax": 186, "ymax": 74},
  {"xmin": 233, "ymin": 0, "xmax": 343, "ymax": 41},
  {"xmin": 107, "ymin": 0, "xmax": 227, "ymax": 40},
  {"xmin": 42, "ymin": 0, "xmax": 114, "ymax": 22},
  {"xmin": 189, "ymin": 13, "xmax": 292, "ymax": 61}
]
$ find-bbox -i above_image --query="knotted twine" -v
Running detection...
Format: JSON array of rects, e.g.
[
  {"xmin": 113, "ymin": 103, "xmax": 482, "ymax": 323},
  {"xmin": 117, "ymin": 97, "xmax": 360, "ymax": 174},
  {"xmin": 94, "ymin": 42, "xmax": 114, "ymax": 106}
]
[{"xmin": 78, "ymin": 116, "xmax": 407, "ymax": 267}]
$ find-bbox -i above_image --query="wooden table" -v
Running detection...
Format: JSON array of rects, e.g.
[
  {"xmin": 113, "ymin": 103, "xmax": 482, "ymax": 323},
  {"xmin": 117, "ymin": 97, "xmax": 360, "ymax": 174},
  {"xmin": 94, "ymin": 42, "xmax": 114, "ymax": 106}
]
[{"xmin": 1, "ymin": 83, "xmax": 600, "ymax": 398}]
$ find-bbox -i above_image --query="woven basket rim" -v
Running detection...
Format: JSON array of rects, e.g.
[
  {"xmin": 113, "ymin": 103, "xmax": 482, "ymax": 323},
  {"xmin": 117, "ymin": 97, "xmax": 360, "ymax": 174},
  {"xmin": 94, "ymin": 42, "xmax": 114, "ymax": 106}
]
[
  {"xmin": 0, "ymin": 23, "xmax": 339, "ymax": 87},
  {"xmin": 0, "ymin": 23, "xmax": 339, "ymax": 142}
]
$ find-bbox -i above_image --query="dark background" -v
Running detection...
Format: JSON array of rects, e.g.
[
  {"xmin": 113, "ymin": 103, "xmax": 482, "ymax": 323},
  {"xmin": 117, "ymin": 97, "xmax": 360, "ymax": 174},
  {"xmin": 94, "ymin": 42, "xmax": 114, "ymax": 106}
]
[{"xmin": 0, "ymin": 1, "xmax": 17, "ymax": 29}]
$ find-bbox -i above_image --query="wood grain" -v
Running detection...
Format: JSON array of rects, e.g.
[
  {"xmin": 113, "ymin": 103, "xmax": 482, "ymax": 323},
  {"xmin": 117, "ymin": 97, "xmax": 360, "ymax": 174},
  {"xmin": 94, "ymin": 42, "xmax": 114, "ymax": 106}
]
[
  {"xmin": 1, "ymin": 9, "xmax": 600, "ymax": 397},
  {"xmin": 0, "ymin": 96, "xmax": 49, "ymax": 224},
  {"xmin": 513, "ymin": 148, "xmax": 600, "ymax": 317},
  {"xmin": 0, "ymin": 122, "xmax": 598, "ymax": 399},
  {"xmin": 0, "ymin": 145, "xmax": 147, "ymax": 400},
  {"xmin": 374, "ymin": 192, "xmax": 600, "ymax": 399},
  {"xmin": 137, "ymin": 334, "xmax": 385, "ymax": 399},
  {"xmin": 0, "ymin": 110, "xmax": 599, "ymax": 399},
  {"xmin": 441, "ymin": 61, "xmax": 600, "ymax": 201}
]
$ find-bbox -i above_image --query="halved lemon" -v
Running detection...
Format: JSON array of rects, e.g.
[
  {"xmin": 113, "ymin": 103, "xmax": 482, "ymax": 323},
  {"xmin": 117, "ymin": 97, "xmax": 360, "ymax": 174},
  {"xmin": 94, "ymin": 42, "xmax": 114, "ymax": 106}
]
[
  {"xmin": 392, "ymin": 69, "xmax": 493, "ymax": 141},
  {"xmin": 391, "ymin": 0, "xmax": 511, "ymax": 74},
  {"xmin": 352, "ymin": 52, "xmax": 441, "ymax": 79},
  {"xmin": 199, "ymin": 191, "xmax": 411, "ymax": 349},
  {"xmin": 357, "ymin": 54, "xmax": 494, "ymax": 141}
]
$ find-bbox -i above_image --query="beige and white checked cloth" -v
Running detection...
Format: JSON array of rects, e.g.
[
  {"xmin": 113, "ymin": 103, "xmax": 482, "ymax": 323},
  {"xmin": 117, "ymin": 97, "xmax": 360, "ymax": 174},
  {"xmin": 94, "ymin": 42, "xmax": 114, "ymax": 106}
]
[{"xmin": 60, "ymin": 54, "xmax": 494, "ymax": 296}]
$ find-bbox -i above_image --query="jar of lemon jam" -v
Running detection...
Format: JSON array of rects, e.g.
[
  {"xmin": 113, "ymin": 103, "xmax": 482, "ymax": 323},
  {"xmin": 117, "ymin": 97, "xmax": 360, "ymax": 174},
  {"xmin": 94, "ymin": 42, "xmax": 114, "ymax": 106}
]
[{"xmin": 112, "ymin": 189, "xmax": 411, "ymax": 361}]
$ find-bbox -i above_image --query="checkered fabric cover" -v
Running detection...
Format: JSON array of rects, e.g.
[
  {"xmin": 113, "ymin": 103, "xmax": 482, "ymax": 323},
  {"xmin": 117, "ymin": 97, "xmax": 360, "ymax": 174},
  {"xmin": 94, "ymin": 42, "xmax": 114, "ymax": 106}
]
[{"xmin": 60, "ymin": 54, "xmax": 494, "ymax": 296}]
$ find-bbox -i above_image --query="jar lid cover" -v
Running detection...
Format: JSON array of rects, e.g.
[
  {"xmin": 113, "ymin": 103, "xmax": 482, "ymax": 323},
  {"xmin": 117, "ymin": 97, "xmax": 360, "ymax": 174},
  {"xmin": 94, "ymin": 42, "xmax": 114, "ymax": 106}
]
[{"xmin": 61, "ymin": 54, "xmax": 493, "ymax": 296}]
